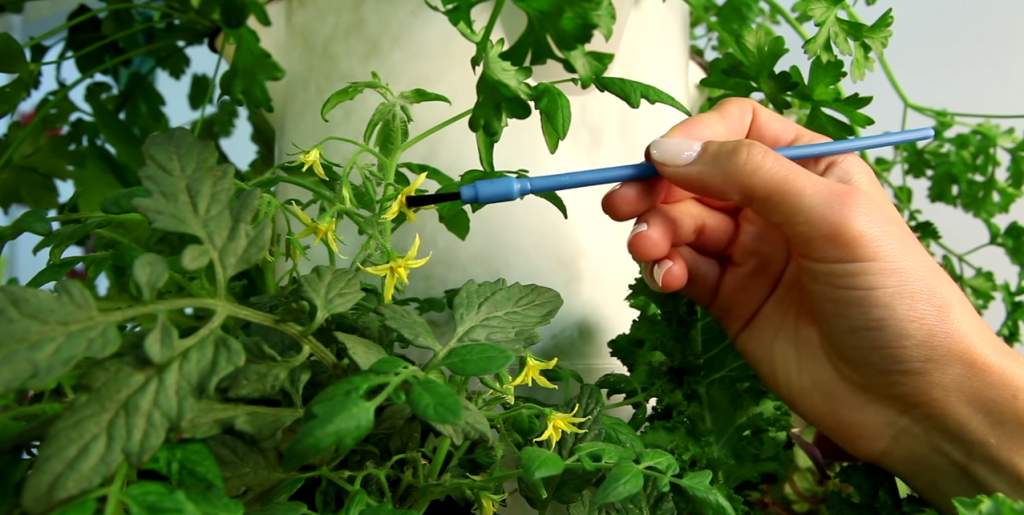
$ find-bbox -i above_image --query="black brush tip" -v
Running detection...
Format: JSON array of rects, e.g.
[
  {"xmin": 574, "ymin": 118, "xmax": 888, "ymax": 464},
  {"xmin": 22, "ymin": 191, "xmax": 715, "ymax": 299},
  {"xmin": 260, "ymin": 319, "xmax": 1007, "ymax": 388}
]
[{"xmin": 406, "ymin": 191, "xmax": 462, "ymax": 208}]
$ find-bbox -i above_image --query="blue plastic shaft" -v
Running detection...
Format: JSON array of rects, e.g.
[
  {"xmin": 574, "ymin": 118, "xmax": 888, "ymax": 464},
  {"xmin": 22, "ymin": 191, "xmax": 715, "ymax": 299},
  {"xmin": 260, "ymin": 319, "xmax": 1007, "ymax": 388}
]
[{"xmin": 459, "ymin": 126, "xmax": 935, "ymax": 205}]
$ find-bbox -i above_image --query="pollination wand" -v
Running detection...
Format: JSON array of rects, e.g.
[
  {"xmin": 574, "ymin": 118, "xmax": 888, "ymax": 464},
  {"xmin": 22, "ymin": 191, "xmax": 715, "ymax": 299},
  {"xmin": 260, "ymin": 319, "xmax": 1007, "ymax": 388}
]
[{"xmin": 404, "ymin": 127, "xmax": 936, "ymax": 208}]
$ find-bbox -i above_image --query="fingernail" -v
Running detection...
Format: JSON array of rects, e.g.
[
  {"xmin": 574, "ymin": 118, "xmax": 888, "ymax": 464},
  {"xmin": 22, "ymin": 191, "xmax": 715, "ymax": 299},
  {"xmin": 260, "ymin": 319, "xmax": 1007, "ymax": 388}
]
[
  {"xmin": 648, "ymin": 137, "xmax": 703, "ymax": 168},
  {"xmin": 627, "ymin": 222, "xmax": 647, "ymax": 244},
  {"xmin": 653, "ymin": 259, "xmax": 673, "ymax": 288},
  {"xmin": 607, "ymin": 183, "xmax": 622, "ymax": 193}
]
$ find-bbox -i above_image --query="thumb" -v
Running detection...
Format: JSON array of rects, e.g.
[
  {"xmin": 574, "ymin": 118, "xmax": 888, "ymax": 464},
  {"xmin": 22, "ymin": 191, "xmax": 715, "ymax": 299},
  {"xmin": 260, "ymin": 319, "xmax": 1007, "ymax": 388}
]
[{"xmin": 647, "ymin": 136, "xmax": 849, "ymax": 246}]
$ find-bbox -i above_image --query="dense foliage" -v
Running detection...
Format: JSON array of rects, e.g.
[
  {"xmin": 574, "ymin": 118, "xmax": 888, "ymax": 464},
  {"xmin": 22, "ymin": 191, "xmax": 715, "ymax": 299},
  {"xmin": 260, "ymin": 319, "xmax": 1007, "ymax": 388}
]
[{"xmin": 0, "ymin": 0, "xmax": 1022, "ymax": 514}]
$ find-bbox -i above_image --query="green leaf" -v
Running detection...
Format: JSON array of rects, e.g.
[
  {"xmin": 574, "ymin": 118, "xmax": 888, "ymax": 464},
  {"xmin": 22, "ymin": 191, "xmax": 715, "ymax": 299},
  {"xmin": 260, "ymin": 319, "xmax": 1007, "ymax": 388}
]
[
  {"xmin": 335, "ymin": 332, "xmax": 389, "ymax": 370},
  {"xmin": 534, "ymin": 83, "xmax": 571, "ymax": 154},
  {"xmin": 593, "ymin": 462, "xmax": 643, "ymax": 505},
  {"xmin": 638, "ymin": 449, "xmax": 678, "ymax": 475},
  {"xmin": 320, "ymin": 79, "xmax": 386, "ymax": 122},
  {"xmin": 520, "ymin": 447, "xmax": 565, "ymax": 482},
  {"xmin": 122, "ymin": 482, "xmax": 203, "ymax": 515},
  {"xmin": 470, "ymin": 39, "xmax": 534, "ymax": 140},
  {"xmin": 436, "ymin": 201, "xmax": 471, "ymax": 240},
  {"xmin": 376, "ymin": 304, "xmax": 441, "ymax": 350},
  {"xmin": 22, "ymin": 331, "xmax": 245, "ymax": 514},
  {"xmin": 49, "ymin": 498, "xmax": 97, "ymax": 515},
  {"xmin": 144, "ymin": 442, "xmax": 225, "ymax": 490},
  {"xmin": 133, "ymin": 128, "xmax": 272, "ymax": 283},
  {"xmin": 427, "ymin": 398, "xmax": 490, "ymax": 445},
  {"xmin": 100, "ymin": 186, "xmax": 151, "ymax": 215},
  {"xmin": 181, "ymin": 401, "xmax": 301, "ymax": 444},
  {"xmin": 408, "ymin": 378, "xmax": 464, "ymax": 425},
  {"xmin": 0, "ymin": 32, "xmax": 28, "ymax": 74},
  {"xmin": 285, "ymin": 379, "xmax": 379, "ymax": 469},
  {"xmin": 535, "ymin": 191, "xmax": 568, "ymax": 219},
  {"xmin": 144, "ymin": 313, "xmax": 179, "ymax": 366},
  {"xmin": 219, "ymin": 26, "xmax": 285, "ymax": 112},
  {"xmin": 189, "ymin": 74, "xmax": 212, "ymax": 110},
  {"xmin": 678, "ymin": 470, "xmax": 736, "ymax": 515},
  {"xmin": 441, "ymin": 343, "xmax": 515, "ymax": 376},
  {"xmin": 181, "ymin": 244, "xmax": 213, "ymax": 271},
  {"xmin": 953, "ymin": 493, "xmax": 1024, "ymax": 515},
  {"xmin": 369, "ymin": 356, "xmax": 410, "ymax": 374},
  {"xmin": 593, "ymin": 77, "xmax": 690, "ymax": 115},
  {"xmin": 300, "ymin": 266, "xmax": 363, "ymax": 328},
  {"xmin": 564, "ymin": 48, "xmax": 613, "ymax": 88},
  {"xmin": 204, "ymin": 434, "xmax": 292, "ymax": 499},
  {"xmin": 133, "ymin": 253, "xmax": 169, "ymax": 302},
  {"xmin": 0, "ymin": 281, "xmax": 120, "ymax": 394},
  {"xmin": 449, "ymin": 279, "xmax": 562, "ymax": 349},
  {"xmin": 398, "ymin": 88, "xmax": 451, "ymax": 106},
  {"xmin": 248, "ymin": 502, "xmax": 316, "ymax": 515},
  {"xmin": 361, "ymin": 506, "xmax": 418, "ymax": 515},
  {"xmin": 599, "ymin": 415, "xmax": 644, "ymax": 454},
  {"xmin": 0, "ymin": 208, "xmax": 50, "ymax": 256}
]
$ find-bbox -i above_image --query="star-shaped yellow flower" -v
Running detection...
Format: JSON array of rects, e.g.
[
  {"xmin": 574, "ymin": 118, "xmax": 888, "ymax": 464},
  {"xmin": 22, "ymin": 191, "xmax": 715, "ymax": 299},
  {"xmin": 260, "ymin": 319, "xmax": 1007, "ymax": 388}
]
[
  {"xmin": 360, "ymin": 234, "xmax": 431, "ymax": 303},
  {"xmin": 291, "ymin": 202, "xmax": 344, "ymax": 257},
  {"xmin": 534, "ymin": 404, "xmax": 590, "ymax": 450},
  {"xmin": 382, "ymin": 172, "xmax": 428, "ymax": 222},
  {"xmin": 474, "ymin": 491, "xmax": 508, "ymax": 515},
  {"xmin": 508, "ymin": 352, "xmax": 558, "ymax": 389},
  {"xmin": 298, "ymin": 147, "xmax": 327, "ymax": 181}
]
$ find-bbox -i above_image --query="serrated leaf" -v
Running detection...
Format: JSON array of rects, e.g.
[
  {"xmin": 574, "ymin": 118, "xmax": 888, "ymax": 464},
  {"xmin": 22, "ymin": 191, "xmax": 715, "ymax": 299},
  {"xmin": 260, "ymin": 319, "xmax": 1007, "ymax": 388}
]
[
  {"xmin": 521, "ymin": 447, "xmax": 565, "ymax": 482},
  {"xmin": 249, "ymin": 502, "xmax": 315, "ymax": 515},
  {"xmin": 179, "ymin": 400, "xmax": 301, "ymax": 443},
  {"xmin": 398, "ymin": 88, "xmax": 451, "ymax": 106},
  {"xmin": 408, "ymin": 378, "xmax": 464, "ymax": 425},
  {"xmin": 361, "ymin": 507, "xmax": 418, "ymax": 515},
  {"xmin": 377, "ymin": 304, "xmax": 441, "ymax": 350},
  {"xmin": 441, "ymin": 343, "xmax": 515, "ymax": 376},
  {"xmin": 219, "ymin": 26, "xmax": 285, "ymax": 112},
  {"xmin": 133, "ymin": 253, "xmax": 169, "ymax": 302},
  {"xmin": 181, "ymin": 244, "xmax": 212, "ymax": 271},
  {"xmin": 638, "ymin": 449, "xmax": 678, "ymax": 475},
  {"xmin": 205, "ymin": 434, "xmax": 290, "ymax": 499},
  {"xmin": 144, "ymin": 442, "xmax": 225, "ymax": 490},
  {"xmin": 593, "ymin": 77, "xmax": 690, "ymax": 115},
  {"xmin": 335, "ymin": 332, "xmax": 389, "ymax": 370},
  {"xmin": 678, "ymin": 470, "xmax": 735, "ymax": 515},
  {"xmin": 321, "ymin": 79, "xmax": 386, "ymax": 122},
  {"xmin": 470, "ymin": 39, "xmax": 534, "ymax": 140},
  {"xmin": 100, "ymin": 186, "xmax": 151, "ymax": 215},
  {"xmin": 144, "ymin": 313, "xmax": 179, "ymax": 365},
  {"xmin": 953, "ymin": 493, "xmax": 1024, "ymax": 515},
  {"xmin": 593, "ymin": 462, "xmax": 643, "ymax": 505},
  {"xmin": 133, "ymin": 128, "xmax": 272, "ymax": 284},
  {"xmin": 449, "ymin": 279, "xmax": 562, "ymax": 349},
  {"xmin": 300, "ymin": 266, "xmax": 363, "ymax": 328},
  {"xmin": 0, "ymin": 281, "xmax": 120, "ymax": 394},
  {"xmin": 535, "ymin": 191, "xmax": 568, "ymax": 219},
  {"xmin": 122, "ymin": 482, "xmax": 203, "ymax": 515},
  {"xmin": 0, "ymin": 32, "xmax": 28, "ymax": 74},
  {"xmin": 21, "ymin": 331, "xmax": 245, "ymax": 514},
  {"xmin": 534, "ymin": 83, "xmax": 571, "ymax": 154}
]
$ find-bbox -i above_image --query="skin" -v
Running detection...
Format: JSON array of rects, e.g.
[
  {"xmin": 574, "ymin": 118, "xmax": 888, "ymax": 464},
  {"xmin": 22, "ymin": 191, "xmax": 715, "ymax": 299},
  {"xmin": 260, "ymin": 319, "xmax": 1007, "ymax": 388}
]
[{"xmin": 601, "ymin": 97, "xmax": 1024, "ymax": 511}]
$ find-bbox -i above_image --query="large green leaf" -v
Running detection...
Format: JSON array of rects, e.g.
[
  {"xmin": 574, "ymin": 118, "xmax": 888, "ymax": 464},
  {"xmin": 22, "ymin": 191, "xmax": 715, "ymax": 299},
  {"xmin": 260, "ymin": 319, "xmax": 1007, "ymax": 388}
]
[
  {"xmin": 133, "ymin": 128, "xmax": 272, "ymax": 283},
  {"xmin": 205, "ymin": 434, "xmax": 295, "ymax": 500},
  {"xmin": 593, "ymin": 462, "xmax": 643, "ymax": 505},
  {"xmin": 283, "ymin": 396, "xmax": 376, "ymax": 470},
  {"xmin": 408, "ymin": 378, "xmax": 464, "ymax": 425},
  {"xmin": 335, "ymin": 332, "xmax": 389, "ymax": 370},
  {"xmin": 179, "ymin": 400, "xmax": 302, "ymax": 443},
  {"xmin": 377, "ymin": 304, "xmax": 441, "ymax": 350},
  {"xmin": 219, "ymin": 26, "xmax": 285, "ymax": 112},
  {"xmin": 520, "ymin": 447, "xmax": 565, "ymax": 483},
  {"xmin": 0, "ymin": 281, "xmax": 120, "ymax": 394},
  {"xmin": 441, "ymin": 343, "xmax": 515, "ymax": 376},
  {"xmin": 449, "ymin": 279, "xmax": 562, "ymax": 349},
  {"xmin": 300, "ymin": 266, "xmax": 363, "ymax": 329},
  {"xmin": 21, "ymin": 331, "xmax": 245, "ymax": 514},
  {"xmin": 592, "ymin": 77, "xmax": 691, "ymax": 115},
  {"xmin": 0, "ymin": 32, "xmax": 28, "ymax": 74}
]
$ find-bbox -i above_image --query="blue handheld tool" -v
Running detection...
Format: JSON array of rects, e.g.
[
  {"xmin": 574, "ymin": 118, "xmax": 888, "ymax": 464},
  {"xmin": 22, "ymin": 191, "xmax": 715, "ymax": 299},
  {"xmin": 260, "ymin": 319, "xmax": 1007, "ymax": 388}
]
[{"xmin": 404, "ymin": 127, "xmax": 935, "ymax": 208}]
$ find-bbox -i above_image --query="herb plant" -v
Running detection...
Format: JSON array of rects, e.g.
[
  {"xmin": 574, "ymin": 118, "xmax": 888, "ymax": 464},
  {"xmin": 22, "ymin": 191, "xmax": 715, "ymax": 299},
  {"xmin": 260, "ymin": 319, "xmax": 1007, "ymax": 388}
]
[{"xmin": 0, "ymin": 1, "xmax": 1022, "ymax": 515}]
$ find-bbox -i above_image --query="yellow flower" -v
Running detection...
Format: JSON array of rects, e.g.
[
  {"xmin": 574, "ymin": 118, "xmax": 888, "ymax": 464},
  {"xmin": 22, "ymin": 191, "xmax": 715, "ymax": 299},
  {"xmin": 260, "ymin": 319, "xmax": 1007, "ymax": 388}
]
[
  {"xmin": 359, "ymin": 234, "xmax": 431, "ymax": 303},
  {"xmin": 474, "ymin": 491, "xmax": 508, "ymax": 515},
  {"xmin": 508, "ymin": 352, "xmax": 558, "ymax": 389},
  {"xmin": 534, "ymin": 404, "xmax": 590, "ymax": 450},
  {"xmin": 298, "ymin": 147, "xmax": 327, "ymax": 181},
  {"xmin": 382, "ymin": 172, "xmax": 428, "ymax": 222},
  {"xmin": 291, "ymin": 202, "xmax": 344, "ymax": 257}
]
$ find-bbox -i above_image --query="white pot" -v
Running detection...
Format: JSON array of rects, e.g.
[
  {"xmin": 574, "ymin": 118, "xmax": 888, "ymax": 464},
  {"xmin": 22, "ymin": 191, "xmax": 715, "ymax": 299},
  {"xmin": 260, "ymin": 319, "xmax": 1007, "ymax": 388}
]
[{"xmin": 240, "ymin": 2, "xmax": 702, "ymax": 512}]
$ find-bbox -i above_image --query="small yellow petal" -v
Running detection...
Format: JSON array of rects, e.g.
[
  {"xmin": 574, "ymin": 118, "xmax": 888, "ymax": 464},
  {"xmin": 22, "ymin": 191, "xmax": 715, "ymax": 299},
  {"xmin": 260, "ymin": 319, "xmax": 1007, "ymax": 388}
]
[
  {"xmin": 404, "ymin": 253, "xmax": 430, "ymax": 269},
  {"xmin": 382, "ymin": 200, "xmax": 401, "ymax": 220},
  {"xmin": 312, "ymin": 160, "xmax": 328, "ymax": 181},
  {"xmin": 383, "ymin": 272, "xmax": 397, "ymax": 303},
  {"xmin": 533, "ymin": 375, "xmax": 558, "ymax": 389},
  {"xmin": 406, "ymin": 234, "xmax": 421, "ymax": 259},
  {"xmin": 361, "ymin": 264, "xmax": 391, "ymax": 277},
  {"xmin": 290, "ymin": 202, "xmax": 313, "ymax": 225}
]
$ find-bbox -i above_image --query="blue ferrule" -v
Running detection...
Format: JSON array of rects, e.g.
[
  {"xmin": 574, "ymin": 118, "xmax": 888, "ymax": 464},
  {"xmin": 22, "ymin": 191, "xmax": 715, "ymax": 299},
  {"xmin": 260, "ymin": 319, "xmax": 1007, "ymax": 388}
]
[{"xmin": 460, "ymin": 176, "xmax": 532, "ymax": 204}]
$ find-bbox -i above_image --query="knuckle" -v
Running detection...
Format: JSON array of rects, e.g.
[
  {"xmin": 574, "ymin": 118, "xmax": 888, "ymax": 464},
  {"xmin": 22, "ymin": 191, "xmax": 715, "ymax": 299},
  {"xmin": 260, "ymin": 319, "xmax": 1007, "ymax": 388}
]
[{"xmin": 716, "ymin": 96, "xmax": 760, "ymax": 112}]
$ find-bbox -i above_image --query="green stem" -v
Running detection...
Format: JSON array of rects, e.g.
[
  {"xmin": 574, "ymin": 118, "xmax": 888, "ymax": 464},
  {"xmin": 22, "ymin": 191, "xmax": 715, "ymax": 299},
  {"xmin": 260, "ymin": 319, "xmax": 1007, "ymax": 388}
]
[
  {"xmin": 398, "ymin": 108, "xmax": 473, "ymax": 154},
  {"xmin": 194, "ymin": 51, "xmax": 224, "ymax": 137},
  {"xmin": 103, "ymin": 462, "xmax": 129, "ymax": 515},
  {"xmin": 318, "ymin": 136, "xmax": 388, "ymax": 163},
  {"xmin": 445, "ymin": 440, "xmax": 471, "ymax": 476},
  {"xmin": 428, "ymin": 437, "xmax": 451, "ymax": 481},
  {"xmin": 479, "ymin": 0, "xmax": 506, "ymax": 48},
  {"xmin": 0, "ymin": 40, "xmax": 178, "ymax": 170},
  {"xmin": 0, "ymin": 403, "xmax": 63, "ymax": 422},
  {"xmin": 762, "ymin": 0, "xmax": 809, "ymax": 39},
  {"xmin": 603, "ymin": 395, "xmax": 645, "ymax": 410}
]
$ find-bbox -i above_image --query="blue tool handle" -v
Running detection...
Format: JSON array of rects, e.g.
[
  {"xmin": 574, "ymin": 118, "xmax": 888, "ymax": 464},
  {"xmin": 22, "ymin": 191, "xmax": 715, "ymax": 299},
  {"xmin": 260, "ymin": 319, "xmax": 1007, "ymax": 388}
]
[{"xmin": 459, "ymin": 127, "xmax": 935, "ymax": 205}]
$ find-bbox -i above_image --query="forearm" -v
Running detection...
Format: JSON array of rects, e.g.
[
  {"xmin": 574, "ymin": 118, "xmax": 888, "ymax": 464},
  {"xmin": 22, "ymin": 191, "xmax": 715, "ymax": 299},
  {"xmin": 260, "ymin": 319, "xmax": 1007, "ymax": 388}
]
[{"xmin": 884, "ymin": 331, "xmax": 1024, "ymax": 513}]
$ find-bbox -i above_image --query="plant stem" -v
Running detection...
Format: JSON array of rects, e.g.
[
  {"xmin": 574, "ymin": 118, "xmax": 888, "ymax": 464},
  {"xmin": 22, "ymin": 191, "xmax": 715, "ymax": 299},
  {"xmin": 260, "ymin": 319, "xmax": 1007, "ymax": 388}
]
[
  {"xmin": 762, "ymin": 0, "xmax": 809, "ymax": 39},
  {"xmin": 194, "ymin": 51, "xmax": 224, "ymax": 137},
  {"xmin": 479, "ymin": 0, "xmax": 506, "ymax": 48},
  {"xmin": 319, "ymin": 136, "xmax": 388, "ymax": 163},
  {"xmin": 398, "ymin": 108, "xmax": 473, "ymax": 154},
  {"xmin": 427, "ymin": 437, "xmax": 451, "ymax": 481},
  {"xmin": 603, "ymin": 395, "xmax": 645, "ymax": 410},
  {"xmin": 42, "ymin": 20, "xmax": 164, "ymax": 66},
  {"xmin": 103, "ymin": 462, "xmax": 129, "ymax": 515},
  {"xmin": 0, "ymin": 403, "xmax": 63, "ymax": 422}
]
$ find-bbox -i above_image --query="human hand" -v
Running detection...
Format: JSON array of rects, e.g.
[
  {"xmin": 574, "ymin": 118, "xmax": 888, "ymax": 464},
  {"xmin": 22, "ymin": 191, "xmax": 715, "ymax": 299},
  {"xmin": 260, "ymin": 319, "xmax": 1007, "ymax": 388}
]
[{"xmin": 602, "ymin": 97, "xmax": 1024, "ymax": 507}]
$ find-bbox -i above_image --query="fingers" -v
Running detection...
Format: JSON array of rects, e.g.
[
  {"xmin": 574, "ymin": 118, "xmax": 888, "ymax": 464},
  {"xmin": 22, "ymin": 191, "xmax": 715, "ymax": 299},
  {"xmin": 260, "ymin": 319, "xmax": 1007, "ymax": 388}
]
[
  {"xmin": 641, "ymin": 246, "xmax": 723, "ymax": 307},
  {"xmin": 626, "ymin": 199, "xmax": 737, "ymax": 261}
]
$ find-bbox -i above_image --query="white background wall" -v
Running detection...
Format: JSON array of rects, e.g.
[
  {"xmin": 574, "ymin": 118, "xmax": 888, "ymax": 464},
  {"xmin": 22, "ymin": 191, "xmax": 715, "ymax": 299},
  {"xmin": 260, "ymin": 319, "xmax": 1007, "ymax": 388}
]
[{"xmin": 2, "ymin": 0, "xmax": 1023, "ymax": 333}]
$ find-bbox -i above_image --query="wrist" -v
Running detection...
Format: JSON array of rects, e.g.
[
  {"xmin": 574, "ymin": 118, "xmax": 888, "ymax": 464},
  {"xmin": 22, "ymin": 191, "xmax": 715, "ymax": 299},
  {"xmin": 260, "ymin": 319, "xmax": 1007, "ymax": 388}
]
[{"xmin": 882, "ymin": 331, "xmax": 1024, "ymax": 511}]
